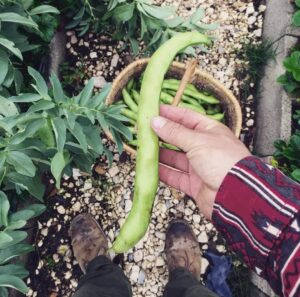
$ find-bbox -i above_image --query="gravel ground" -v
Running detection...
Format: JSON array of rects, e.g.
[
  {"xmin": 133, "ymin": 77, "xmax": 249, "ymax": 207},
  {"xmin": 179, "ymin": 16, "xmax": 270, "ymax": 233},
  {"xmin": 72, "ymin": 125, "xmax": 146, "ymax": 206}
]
[{"xmin": 27, "ymin": 1, "xmax": 265, "ymax": 296}]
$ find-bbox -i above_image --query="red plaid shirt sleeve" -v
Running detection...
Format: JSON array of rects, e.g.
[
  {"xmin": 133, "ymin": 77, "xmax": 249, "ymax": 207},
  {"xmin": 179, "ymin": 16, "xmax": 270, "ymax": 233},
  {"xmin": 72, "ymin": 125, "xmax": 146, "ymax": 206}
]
[{"xmin": 212, "ymin": 156, "xmax": 300, "ymax": 297}]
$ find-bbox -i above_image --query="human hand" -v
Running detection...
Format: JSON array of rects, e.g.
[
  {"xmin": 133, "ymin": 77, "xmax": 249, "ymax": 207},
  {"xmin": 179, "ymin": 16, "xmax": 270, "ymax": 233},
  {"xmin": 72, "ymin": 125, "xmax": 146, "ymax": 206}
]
[{"xmin": 151, "ymin": 105, "xmax": 251, "ymax": 220}]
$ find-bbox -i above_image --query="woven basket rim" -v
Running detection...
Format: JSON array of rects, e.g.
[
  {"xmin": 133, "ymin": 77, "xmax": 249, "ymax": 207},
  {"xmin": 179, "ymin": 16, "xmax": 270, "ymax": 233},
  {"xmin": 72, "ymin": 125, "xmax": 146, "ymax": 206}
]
[{"xmin": 105, "ymin": 58, "xmax": 242, "ymax": 156}]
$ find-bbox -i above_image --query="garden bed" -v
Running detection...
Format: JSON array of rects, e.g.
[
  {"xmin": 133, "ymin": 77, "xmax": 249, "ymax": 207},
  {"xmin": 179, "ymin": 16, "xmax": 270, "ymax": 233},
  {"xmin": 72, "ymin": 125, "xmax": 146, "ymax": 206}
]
[{"xmin": 24, "ymin": 1, "xmax": 267, "ymax": 297}]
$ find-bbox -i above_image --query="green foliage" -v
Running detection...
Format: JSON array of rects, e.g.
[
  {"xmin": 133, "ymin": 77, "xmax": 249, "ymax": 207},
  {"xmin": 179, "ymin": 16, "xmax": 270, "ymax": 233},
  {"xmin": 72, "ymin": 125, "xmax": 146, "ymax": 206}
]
[
  {"xmin": 293, "ymin": 109, "xmax": 300, "ymax": 126},
  {"xmin": 0, "ymin": 0, "xmax": 60, "ymax": 95},
  {"xmin": 277, "ymin": 51, "xmax": 300, "ymax": 93},
  {"xmin": 59, "ymin": 61, "xmax": 86, "ymax": 95},
  {"xmin": 104, "ymin": 1, "xmax": 216, "ymax": 55},
  {"xmin": 292, "ymin": 0, "xmax": 300, "ymax": 26},
  {"xmin": 65, "ymin": 0, "xmax": 105, "ymax": 36},
  {"xmin": 237, "ymin": 40, "xmax": 276, "ymax": 98},
  {"xmin": 65, "ymin": 0, "xmax": 216, "ymax": 55},
  {"xmin": 0, "ymin": 190, "xmax": 45, "ymax": 296},
  {"xmin": 0, "ymin": 67, "xmax": 132, "ymax": 199},
  {"xmin": 273, "ymin": 131, "xmax": 300, "ymax": 182},
  {"xmin": 275, "ymin": 48, "xmax": 300, "ymax": 183}
]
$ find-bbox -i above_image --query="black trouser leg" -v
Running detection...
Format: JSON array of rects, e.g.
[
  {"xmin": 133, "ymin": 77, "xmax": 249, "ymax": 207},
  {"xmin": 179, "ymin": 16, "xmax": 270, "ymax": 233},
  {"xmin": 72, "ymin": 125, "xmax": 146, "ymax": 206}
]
[
  {"xmin": 163, "ymin": 268, "xmax": 218, "ymax": 297},
  {"xmin": 73, "ymin": 256, "xmax": 132, "ymax": 297}
]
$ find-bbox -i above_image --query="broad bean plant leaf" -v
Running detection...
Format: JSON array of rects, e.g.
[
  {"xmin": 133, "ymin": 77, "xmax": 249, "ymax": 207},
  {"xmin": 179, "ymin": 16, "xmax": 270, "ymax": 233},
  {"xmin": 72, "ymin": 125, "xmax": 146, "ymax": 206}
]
[
  {"xmin": 29, "ymin": 5, "xmax": 60, "ymax": 16},
  {"xmin": 50, "ymin": 151, "xmax": 66, "ymax": 188},
  {"xmin": 0, "ymin": 274, "xmax": 28, "ymax": 294},
  {"xmin": 273, "ymin": 131, "xmax": 300, "ymax": 182},
  {"xmin": 0, "ymin": 190, "xmax": 45, "ymax": 295},
  {"xmin": 283, "ymin": 51, "xmax": 300, "ymax": 81},
  {"xmin": 0, "ymin": 192, "xmax": 9, "ymax": 227},
  {"xmin": 0, "ymin": 1, "xmax": 60, "ymax": 94},
  {"xmin": 0, "ymin": 68, "xmax": 131, "ymax": 198},
  {"xmin": 293, "ymin": 10, "xmax": 300, "ymax": 26}
]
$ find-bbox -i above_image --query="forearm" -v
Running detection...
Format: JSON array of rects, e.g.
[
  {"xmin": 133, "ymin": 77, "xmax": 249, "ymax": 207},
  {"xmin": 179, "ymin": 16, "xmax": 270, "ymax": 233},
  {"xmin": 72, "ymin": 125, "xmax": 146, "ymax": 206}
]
[{"xmin": 212, "ymin": 156, "xmax": 300, "ymax": 297}]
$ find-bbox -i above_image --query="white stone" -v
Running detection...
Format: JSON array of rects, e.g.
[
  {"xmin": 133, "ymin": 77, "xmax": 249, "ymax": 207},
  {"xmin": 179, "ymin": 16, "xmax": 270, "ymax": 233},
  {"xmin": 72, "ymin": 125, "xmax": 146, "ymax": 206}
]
[
  {"xmin": 72, "ymin": 202, "xmax": 81, "ymax": 212},
  {"xmin": 246, "ymin": 4, "xmax": 255, "ymax": 15},
  {"xmin": 70, "ymin": 279, "xmax": 78, "ymax": 288},
  {"xmin": 70, "ymin": 35, "xmax": 78, "ymax": 44},
  {"xmin": 247, "ymin": 16, "xmax": 256, "ymax": 26},
  {"xmin": 219, "ymin": 11, "xmax": 228, "ymax": 21},
  {"xmin": 93, "ymin": 76, "xmax": 107, "ymax": 89},
  {"xmin": 201, "ymin": 257, "xmax": 209, "ymax": 275},
  {"xmin": 219, "ymin": 57, "xmax": 227, "ymax": 67},
  {"xmin": 192, "ymin": 214, "xmax": 201, "ymax": 224},
  {"xmin": 41, "ymin": 228, "xmax": 48, "ymax": 237},
  {"xmin": 216, "ymin": 245, "xmax": 226, "ymax": 253},
  {"xmin": 90, "ymin": 52, "xmax": 97, "ymax": 59},
  {"xmin": 137, "ymin": 269, "xmax": 146, "ymax": 284},
  {"xmin": 130, "ymin": 265, "xmax": 140, "ymax": 282},
  {"xmin": 125, "ymin": 199, "xmax": 132, "ymax": 213},
  {"xmin": 57, "ymin": 206, "xmax": 65, "ymax": 215},
  {"xmin": 184, "ymin": 208, "xmax": 193, "ymax": 216},
  {"xmin": 246, "ymin": 119, "xmax": 254, "ymax": 127},
  {"xmin": 108, "ymin": 166, "xmax": 119, "ymax": 177},
  {"xmin": 83, "ymin": 180, "xmax": 92, "ymax": 190},
  {"xmin": 254, "ymin": 29, "xmax": 262, "ymax": 37},
  {"xmin": 53, "ymin": 254, "xmax": 60, "ymax": 263},
  {"xmin": 111, "ymin": 54, "xmax": 119, "ymax": 67},
  {"xmin": 155, "ymin": 256, "xmax": 165, "ymax": 266},
  {"xmin": 133, "ymin": 250, "xmax": 143, "ymax": 262},
  {"xmin": 198, "ymin": 231, "xmax": 208, "ymax": 243},
  {"xmin": 163, "ymin": 187, "xmax": 171, "ymax": 196},
  {"xmin": 258, "ymin": 5, "xmax": 267, "ymax": 12},
  {"xmin": 155, "ymin": 231, "xmax": 165, "ymax": 240},
  {"xmin": 65, "ymin": 271, "xmax": 72, "ymax": 280}
]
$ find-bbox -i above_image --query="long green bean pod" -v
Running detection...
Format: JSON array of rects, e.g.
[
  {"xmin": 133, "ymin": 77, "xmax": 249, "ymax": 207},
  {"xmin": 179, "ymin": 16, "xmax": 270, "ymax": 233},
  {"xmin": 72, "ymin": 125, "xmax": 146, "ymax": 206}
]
[
  {"xmin": 163, "ymin": 81, "xmax": 219, "ymax": 105},
  {"xmin": 180, "ymin": 102, "xmax": 206, "ymax": 114},
  {"xmin": 122, "ymin": 88, "xmax": 138, "ymax": 112},
  {"xmin": 163, "ymin": 79, "xmax": 198, "ymax": 93},
  {"xmin": 127, "ymin": 79, "xmax": 134, "ymax": 91},
  {"xmin": 160, "ymin": 142, "xmax": 180, "ymax": 151},
  {"xmin": 166, "ymin": 89, "xmax": 204, "ymax": 107},
  {"xmin": 131, "ymin": 89, "xmax": 140, "ymax": 104},
  {"xmin": 208, "ymin": 112, "xmax": 225, "ymax": 121},
  {"xmin": 112, "ymin": 32, "xmax": 211, "ymax": 253},
  {"xmin": 121, "ymin": 108, "xmax": 137, "ymax": 122},
  {"xmin": 160, "ymin": 92, "xmax": 205, "ymax": 114}
]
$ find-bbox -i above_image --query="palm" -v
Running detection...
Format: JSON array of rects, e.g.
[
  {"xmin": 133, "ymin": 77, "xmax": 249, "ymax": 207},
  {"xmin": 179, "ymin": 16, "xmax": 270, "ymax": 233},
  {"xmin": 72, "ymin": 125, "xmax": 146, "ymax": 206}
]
[{"xmin": 159, "ymin": 149, "xmax": 203, "ymax": 199}]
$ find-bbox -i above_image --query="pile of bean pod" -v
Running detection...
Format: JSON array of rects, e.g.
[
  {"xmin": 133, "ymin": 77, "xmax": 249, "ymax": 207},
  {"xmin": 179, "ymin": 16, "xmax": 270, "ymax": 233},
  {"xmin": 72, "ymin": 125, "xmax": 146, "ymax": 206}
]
[{"xmin": 115, "ymin": 77, "xmax": 224, "ymax": 150}]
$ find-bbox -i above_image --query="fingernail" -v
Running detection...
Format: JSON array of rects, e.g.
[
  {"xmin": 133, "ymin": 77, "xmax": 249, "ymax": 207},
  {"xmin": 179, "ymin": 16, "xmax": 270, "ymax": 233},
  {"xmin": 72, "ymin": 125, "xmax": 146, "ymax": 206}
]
[{"xmin": 152, "ymin": 116, "xmax": 167, "ymax": 129}]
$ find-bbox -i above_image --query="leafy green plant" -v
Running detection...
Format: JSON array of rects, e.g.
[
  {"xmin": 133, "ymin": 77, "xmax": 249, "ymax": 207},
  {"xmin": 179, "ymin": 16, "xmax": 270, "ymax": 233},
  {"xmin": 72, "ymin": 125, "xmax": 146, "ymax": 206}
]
[
  {"xmin": 237, "ymin": 40, "xmax": 276, "ymax": 98},
  {"xmin": 0, "ymin": 67, "xmax": 132, "ymax": 200},
  {"xmin": 0, "ymin": 190, "xmax": 45, "ymax": 296},
  {"xmin": 0, "ymin": 1, "xmax": 59, "ymax": 95},
  {"xmin": 273, "ymin": 132, "xmax": 300, "ymax": 182},
  {"xmin": 65, "ymin": 0, "xmax": 216, "ymax": 55},
  {"xmin": 59, "ymin": 61, "xmax": 86, "ymax": 94},
  {"xmin": 65, "ymin": 0, "xmax": 105, "ymax": 36},
  {"xmin": 103, "ymin": 1, "xmax": 217, "ymax": 55},
  {"xmin": 293, "ymin": 109, "xmax": 300, "ymax": 126},
  {"xmin": 292, "ymin": 0, "xmax": 300, "ymax": 26},
  {"xmin": 277, "ymin": 51, "xmax": 300, "ymax": 93}
]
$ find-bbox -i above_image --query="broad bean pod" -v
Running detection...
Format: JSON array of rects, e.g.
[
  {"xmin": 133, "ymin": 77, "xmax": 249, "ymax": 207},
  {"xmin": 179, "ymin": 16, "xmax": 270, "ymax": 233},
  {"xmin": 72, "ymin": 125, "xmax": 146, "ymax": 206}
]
[{"xmin": 111, "ymin": 32, "xmax": 211, "ymax": 253}]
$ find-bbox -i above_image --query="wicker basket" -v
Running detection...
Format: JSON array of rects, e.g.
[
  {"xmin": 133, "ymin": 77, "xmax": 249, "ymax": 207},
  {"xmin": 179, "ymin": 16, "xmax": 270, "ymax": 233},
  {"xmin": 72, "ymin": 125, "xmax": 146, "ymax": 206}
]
[{"xmin": 106, "ymin": 58, "xmax": 242, "ymax": 156}]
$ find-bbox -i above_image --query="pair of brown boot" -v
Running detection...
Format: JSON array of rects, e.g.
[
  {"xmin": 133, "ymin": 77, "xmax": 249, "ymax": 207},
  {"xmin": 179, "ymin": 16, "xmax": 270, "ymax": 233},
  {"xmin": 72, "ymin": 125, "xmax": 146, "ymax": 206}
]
[{"xmin": 70, "ymin": 214, "xmax": 201, "ymax": 280}]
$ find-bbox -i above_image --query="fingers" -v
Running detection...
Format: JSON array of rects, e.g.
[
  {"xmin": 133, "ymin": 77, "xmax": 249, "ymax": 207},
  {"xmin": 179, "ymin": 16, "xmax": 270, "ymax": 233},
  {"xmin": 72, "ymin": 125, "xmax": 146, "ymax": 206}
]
[
  {"xmin": 151, "ymin": 116, "xmax": 199, "ymax": 152},
  {"xmin": 159, "ymin": 164, "xmax": 192, "ymax": 196},
  {"xmin": 159, "ymin": 148, "xmax": 189, "ymax": 172},
  {"xmin": 159, "ymin": 105, "xmax": 220, "ymax": 132}
]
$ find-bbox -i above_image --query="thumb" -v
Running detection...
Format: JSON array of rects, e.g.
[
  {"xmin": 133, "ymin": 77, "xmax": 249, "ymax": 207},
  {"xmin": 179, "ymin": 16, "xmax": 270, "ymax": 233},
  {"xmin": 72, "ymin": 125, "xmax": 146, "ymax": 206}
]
[{"xmin": 151, "ymin": 116, "xmax": 199, "ymax": 151}]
